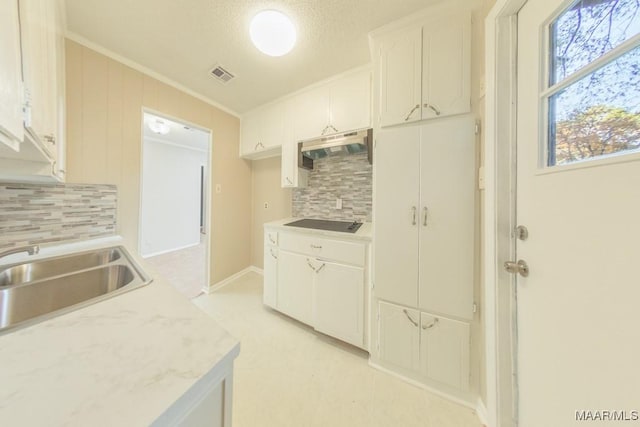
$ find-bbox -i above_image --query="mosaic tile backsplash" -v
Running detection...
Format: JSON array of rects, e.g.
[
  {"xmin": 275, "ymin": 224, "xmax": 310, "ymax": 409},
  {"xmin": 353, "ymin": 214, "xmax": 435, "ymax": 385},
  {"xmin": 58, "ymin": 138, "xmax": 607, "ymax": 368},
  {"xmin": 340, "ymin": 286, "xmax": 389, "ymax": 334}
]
[
  {"xmin": 0, "ymin": 183, "xmax": 117, "ymax": 251},
  {"xmin": 292, "ymin": 151, "xmax": 372, "ymax": 222}
]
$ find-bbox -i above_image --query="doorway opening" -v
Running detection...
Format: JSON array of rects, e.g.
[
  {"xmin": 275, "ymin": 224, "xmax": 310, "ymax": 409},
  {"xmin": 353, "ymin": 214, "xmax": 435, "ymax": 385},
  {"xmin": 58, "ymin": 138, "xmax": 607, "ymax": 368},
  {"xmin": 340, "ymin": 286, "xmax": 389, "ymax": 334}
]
[{"xmin": 139, "ymin": 110, "xmax": 212, "ymax": 299}]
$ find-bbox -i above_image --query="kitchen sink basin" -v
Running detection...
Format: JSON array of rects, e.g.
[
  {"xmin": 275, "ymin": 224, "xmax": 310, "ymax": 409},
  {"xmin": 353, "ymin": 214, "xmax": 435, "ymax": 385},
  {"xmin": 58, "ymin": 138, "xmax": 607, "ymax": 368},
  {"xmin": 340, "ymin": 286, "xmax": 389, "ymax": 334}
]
[
  {"xmin": 0, "ymin": 246, "xmax": 151, "ymax": 334},
  {"xmin": 0, "ymin": 248, "xmax": 121, "ymax": 287}
]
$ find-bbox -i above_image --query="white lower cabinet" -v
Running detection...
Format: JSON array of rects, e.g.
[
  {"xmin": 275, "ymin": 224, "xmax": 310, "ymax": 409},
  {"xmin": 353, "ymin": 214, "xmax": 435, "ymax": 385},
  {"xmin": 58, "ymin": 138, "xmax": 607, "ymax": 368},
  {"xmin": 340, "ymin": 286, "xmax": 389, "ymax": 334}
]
[
  {"xmin": 276, "ymin": 250, "xmax": 314, "ymax": 326},
  {"xmin": 419, "ymin": 313, "xmax": 469, "ymax": 391},
  {"xmin": 378, "ymin": 301, "xmax": 469, "ymax": 393},
  {"xmin": 263, "ymin": 245, "xmax": 278, "ymax": 309},
  {"xmin": 313, "ymin": 260, "xmax": 364, "ymax": 348},
  {"xmin": 265, "ymin": 228, "xmax": 368, "ymax": 349},
  {"xmin": 378, "ymin": 302, "xmax": 420, "ymax": 372}
]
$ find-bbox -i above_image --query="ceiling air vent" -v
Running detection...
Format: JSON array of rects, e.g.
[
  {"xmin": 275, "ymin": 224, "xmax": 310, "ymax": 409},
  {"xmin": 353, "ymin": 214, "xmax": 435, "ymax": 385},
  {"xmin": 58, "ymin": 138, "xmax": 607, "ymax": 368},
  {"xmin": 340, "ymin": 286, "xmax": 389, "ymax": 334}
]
[{"xmin": 209, "ymin": 65, "xmax": 235, "ymax": 83}]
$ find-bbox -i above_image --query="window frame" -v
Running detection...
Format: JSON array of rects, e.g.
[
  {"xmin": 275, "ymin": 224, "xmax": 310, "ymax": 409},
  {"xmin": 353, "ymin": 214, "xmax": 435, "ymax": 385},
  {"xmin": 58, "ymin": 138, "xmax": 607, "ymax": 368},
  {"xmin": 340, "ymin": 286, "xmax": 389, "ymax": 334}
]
[{"xmin": 538, "ymin": 0, "xmax": 640, "ymax": 170}]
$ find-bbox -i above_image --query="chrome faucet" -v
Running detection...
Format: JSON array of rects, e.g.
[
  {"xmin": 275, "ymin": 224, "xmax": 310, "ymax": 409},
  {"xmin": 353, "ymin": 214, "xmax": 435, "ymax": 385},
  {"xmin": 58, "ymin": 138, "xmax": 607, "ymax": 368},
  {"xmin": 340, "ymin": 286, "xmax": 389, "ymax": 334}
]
[{"xmin": 0, "ymin": 245, "xmax": 40, "ymax": 262}]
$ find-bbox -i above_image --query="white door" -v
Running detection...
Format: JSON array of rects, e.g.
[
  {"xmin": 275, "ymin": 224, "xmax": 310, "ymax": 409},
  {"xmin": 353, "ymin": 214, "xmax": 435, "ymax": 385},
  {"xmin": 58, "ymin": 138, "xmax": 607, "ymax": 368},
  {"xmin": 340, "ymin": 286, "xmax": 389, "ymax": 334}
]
[
  {"xmin": 378, "ymin": 301, "xmax": 420, "ymax": 372},
  {"xmin": 378, "ymin": 26, "xmax": 423, "ymax": 127},
  {"xmin": 277, "ymin": 250, "xmax": 314, "ymax": 325},
  {"xmin": 313, "ymin": 260, "xmax": 364, "ymax": 347},
  {"xmin": 418, "ymin": 117, "xmax": 475, "ymax": 320},
  {"xmin": 516, "ymin": 0, "xmax": 640, "ymax": 425},
  {"xmin": 373, "ymin": 125, "xmax": 420, "ymax": 307},
  {"xmin": 263, "ymin": 245, "xmax": 278, "ymax": 308}
]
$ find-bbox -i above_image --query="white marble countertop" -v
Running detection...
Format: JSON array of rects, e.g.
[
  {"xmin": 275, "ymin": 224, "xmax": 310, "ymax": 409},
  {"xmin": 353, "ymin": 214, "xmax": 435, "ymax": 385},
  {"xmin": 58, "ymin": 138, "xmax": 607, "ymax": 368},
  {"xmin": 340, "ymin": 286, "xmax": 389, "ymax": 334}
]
[
  {"xmin": 264, "ymin": 217, "xmax": 372, "ymax": 241},
  {"xmin": 0, "ymin": 237, "xmax": 240, "ymax": 426}
]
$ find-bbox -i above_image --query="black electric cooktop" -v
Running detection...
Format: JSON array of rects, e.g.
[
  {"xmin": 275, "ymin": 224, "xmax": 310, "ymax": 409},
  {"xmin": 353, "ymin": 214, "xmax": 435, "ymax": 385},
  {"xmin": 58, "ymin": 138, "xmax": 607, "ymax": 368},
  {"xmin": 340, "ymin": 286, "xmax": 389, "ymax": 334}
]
[{"xmin": 285, "ymin": 219, "xmax": 363, "ymax": 233}]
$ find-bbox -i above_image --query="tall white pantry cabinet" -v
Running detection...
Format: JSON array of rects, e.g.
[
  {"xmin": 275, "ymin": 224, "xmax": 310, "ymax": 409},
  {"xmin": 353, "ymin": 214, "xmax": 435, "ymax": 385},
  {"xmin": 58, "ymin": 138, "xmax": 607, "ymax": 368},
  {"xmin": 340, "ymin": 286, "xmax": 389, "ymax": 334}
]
[{"xmin": 370, "ymin": 5, "xmax": 476, "ymax": 403}]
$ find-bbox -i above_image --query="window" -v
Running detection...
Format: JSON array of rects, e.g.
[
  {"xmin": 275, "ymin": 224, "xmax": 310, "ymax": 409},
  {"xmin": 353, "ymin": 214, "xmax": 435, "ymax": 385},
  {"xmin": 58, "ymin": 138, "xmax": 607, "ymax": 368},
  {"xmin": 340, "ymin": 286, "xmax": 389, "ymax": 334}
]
[{"xmin": 545, "ymin": 0, "xmax": 640, "ymax": 166}]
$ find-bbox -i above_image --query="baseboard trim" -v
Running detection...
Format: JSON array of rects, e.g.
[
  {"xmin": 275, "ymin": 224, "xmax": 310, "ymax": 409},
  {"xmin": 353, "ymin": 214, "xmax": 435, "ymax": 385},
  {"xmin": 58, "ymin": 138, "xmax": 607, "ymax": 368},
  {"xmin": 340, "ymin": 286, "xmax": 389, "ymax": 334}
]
[
  {"xmin": 141, "ymin": 241, "xmax": 200, "ymax": 259},
  {"xmin": 202, "ymin": 266, "xmax": 262, "ymax": 294},
  {"xmin": 476, "ymin": 397, "xmax": 489, "ymax": 426},
  {"xmin": 368, "ymin": 361, "xmax": 476, "ymax": 410}
]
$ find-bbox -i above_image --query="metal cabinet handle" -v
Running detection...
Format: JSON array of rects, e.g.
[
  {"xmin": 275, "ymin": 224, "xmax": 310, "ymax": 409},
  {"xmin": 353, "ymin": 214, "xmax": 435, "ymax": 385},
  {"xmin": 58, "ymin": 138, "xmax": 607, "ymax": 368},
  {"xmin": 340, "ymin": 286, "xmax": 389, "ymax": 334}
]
[
  {"xmin": 329, "ymin": 124, "xmax": 338, "ymax": 133},
  {"xmin": 423, "ymin": 103, "xmax": 441, "ymax": 116},
  {"xmin": 306, "ymin": 258, "xmax": 317, "ymax": 272},
  {"xmin": 285, "ymin": 177, "xmax": 293, "ymax": 185},
  {"xmin": 422, "ymin": 318, "xmax": 439, "ymax": 330},
  {"xmin": 423, "ymin": 207, "xmax": 428, "ymax": 227},
  {"xmin": 411, "ymin": 206, "xmax": 417, "ymax": 225},
  {"xmin": 403, "ymin": 309, "xmax": 418, "ymax": 327},
  {"xmin": 310, "ymin": 244, "xmax": 322, "ymax": 250},
  {"xmin": 268, "ymin": 235, "xmax": 276, "ymax": 244},
  {"xmin": 321, "ymin": 125, "xmax": 330, "ymax": 135},
  {"xmin": 270, "ymin": 248, "xmax": 278, "ymax": 260},
  {"xmin": 404, "ymin": 104, "xmax": 420, "ymax": 121},
  {"xmin": 316, "ymin": 263, "xmax": 326, "ymax": 273},
  {"xmin": 254, "ymin": 142, "xmax": 265, "ymax": 150}
]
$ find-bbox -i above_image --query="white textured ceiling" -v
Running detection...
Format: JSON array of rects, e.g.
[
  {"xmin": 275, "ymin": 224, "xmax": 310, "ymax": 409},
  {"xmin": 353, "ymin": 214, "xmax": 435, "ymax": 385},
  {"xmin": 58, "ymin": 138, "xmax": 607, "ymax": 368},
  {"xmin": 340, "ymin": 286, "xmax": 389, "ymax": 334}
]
[{"xmin": 65, "ymin": 0, "xmax": 439, "ymax": 114}]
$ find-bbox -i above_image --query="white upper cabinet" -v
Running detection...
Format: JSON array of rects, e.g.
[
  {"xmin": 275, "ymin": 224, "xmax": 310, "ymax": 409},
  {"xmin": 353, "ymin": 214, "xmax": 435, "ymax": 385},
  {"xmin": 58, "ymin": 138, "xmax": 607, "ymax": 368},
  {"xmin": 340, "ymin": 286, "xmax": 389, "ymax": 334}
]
[
  {"xmin": 240, "ymin": 101, "xmax": 285, "ymax": 159},
  {"xmin": 378, "ymin": 26, "xmax": 423, "ymax": 127},
  {"xmin": 0, "ymin": 0, "xmax": 25, "ymax": 150},
  {"xmin": 375, "ymin": 11, "xmax": 470, "ymax": 127},
  {"xmin": 291, "ymin": 69, "xmax": 371, "ymax": 142}
]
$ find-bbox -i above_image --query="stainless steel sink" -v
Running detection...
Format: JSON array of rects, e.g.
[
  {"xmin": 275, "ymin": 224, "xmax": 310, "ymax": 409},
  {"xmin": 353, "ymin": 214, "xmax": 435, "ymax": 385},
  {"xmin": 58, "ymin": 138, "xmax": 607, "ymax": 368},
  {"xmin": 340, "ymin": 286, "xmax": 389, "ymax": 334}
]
[
  {"xmin": 0, "ymin": 248, "xmax": 121, "ymax": 286},
  {"xmin": 0, "ymin": 246, "xmax": 151, "ymax": 334}
]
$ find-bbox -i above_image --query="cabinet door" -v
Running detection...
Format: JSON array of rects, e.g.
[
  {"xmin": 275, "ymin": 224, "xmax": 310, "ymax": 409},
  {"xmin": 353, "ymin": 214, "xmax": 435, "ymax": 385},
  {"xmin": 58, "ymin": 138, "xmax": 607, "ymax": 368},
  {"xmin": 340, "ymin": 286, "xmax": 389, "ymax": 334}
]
[
  {"xmin": 20, "ymin": 0, "xmax": 58, "ymax": 154},
  {"xmin": 373, "ymin": 126, "xmax": 420, "ymax": 307},
  {"xmin": 263, "ymin": 245, "xmax": 278, "ymax": 308},
  {"xmin": 328, "ymin": 69, "xmax": 371, "ymax": 134},
  {"xmin": 240, "ymin": 110, "xmax": 262, "ymax": 156},
  {"xmin": 281, "ymin": 140, "xmax": 307, "ymax": 188},
  {"xmin": 378, "ymin": 302, "xmax": 420, "ymax": 372},
  {"xmin": 422, "ymin": 12, "xmax": 470, "ymax": 119},
  {"xmin": 313, "ymin": 261, "xmax": 364, "ymax": 348},
  {"xmin": 418, "ymin": 117, "xmax": 475, "ymax": 320},
  {"xmin": 291, "ymin": 86, "xmax": 330, "ymax": 142},
  {"xmin": 379, "ymin": 26, "xmax": 422, "ymax": 127},
  {"xmin": 277, "ymin": 250, "xmax": 314, "ymax": 325},
  {"xmin": 0, "ymin": 0, "xmax": 24, "ymax": 148},
  {"xmin": 261, "ymin": 102, "xmax": 284, "ymax": 149},
  {"xmin": 419, "ymin": 313, "xmax": 469, "ymax": 391}
]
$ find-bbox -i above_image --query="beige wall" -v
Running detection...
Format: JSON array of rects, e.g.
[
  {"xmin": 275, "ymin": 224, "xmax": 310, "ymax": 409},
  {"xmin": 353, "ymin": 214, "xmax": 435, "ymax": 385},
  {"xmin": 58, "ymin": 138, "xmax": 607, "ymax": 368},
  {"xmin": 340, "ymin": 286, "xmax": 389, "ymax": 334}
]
[
  {"xmin": 65, "ymin": 39, "xmax": 252, "ymax": 284},
  {"xmin": 250, "ymin": 157, "xmax": 292, "ymax": 269}
]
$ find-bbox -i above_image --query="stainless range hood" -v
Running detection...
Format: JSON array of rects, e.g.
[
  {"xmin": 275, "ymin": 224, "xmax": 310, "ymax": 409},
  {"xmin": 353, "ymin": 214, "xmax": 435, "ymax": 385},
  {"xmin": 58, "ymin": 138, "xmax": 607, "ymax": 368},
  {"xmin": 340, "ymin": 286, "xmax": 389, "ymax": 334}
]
[{"xmin": 298, "ymin": 128, "xmax": 372, "ymax": 169}]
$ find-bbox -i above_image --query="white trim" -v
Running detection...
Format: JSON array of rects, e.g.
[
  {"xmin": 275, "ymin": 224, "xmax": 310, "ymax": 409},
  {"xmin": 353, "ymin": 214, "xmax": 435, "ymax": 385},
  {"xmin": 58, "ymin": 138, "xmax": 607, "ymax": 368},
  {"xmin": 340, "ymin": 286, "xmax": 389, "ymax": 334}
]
[
  {"xmin": 368, "ymin": 361, "xmax": 476, "ymax": 410},
  {"xmin": 249, "ymin": 266, "xmax": 264, "ymax": 275},
  {"xmin": 140, "ymin": 241, "xmax": 201, "ymax": 259},
  {"xmin": 203, "ymin": 266, "xmax": 260, "ymax": 294},
  {"xmin": 144, "ymin": 135, "xmax": 209, "ymax": 154},
  {"xmin": 65, "ymin": 32, "xmax": 240, "ymax": 118},
  {"xmin": 476, "ymin": 397, "xmax": 489, "ymax": 427}
]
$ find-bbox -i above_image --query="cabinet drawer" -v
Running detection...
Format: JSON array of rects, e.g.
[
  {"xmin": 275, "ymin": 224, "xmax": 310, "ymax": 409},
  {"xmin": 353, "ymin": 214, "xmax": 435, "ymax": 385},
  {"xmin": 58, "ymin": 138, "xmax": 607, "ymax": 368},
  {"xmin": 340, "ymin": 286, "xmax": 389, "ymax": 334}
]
[
  {"xmin": 279, "ymin": 233, "xmax": 365, "ymax": 266},
  {"xmin": 264, "ymin": 230, "xmax": 278, "ymax": 246}
]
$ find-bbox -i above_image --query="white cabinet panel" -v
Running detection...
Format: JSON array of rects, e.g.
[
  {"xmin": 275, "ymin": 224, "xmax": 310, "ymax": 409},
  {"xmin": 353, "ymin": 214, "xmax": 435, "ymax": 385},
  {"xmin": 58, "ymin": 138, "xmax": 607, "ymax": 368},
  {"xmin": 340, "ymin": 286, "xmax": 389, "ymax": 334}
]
[
  {"xmin": 0, "ymin": 0, "xmax": 24, "ymax": 148},
  {"xmin": 240, "ymin": 102, "xmax": 284, "ymax": 158},
  {"xmin": 263, "ymin": 245, "xmax": 278, "ymax": 309},
  {"xmin": 418, "ymin": 118, "xmax": 475, "ymax": 320},
  {"xmin": 378, "ymin": 302, "xmax": 420, "ymax": 372},
  {"xmin": 281, "ymin": 139, "xmax": 308, "ymax": 188},
  {"xmin": 419, "ymin": 313, "xmax": 469, "ymax": 391},
  {"xmin": 328, "ymin": 69, "xmax": 371, "ymax": 134},
  {"xmin": 313, "ymin": 261, "xmax": 364, "ymax": 347},
  {"xmin": 277, "ymin": 250, "xmax": 314, "ymax": 325},
  {"xmin": 379, "ymin": 26, "xmax": 423, "ymax": 127},
  {"xmin": 291, "ymin": 86, "xmax": 330, "ymax": 142},
  {"xmin": 373, "ymin": 126, "xmax": 420, "ymax": 307},
  {"xmin": 279, "ymin": 233, "xmax": 366, "ymax": 266},
  {"xmin": 422, "ymin": 12, "xmax": 470, "ymax": 119}
]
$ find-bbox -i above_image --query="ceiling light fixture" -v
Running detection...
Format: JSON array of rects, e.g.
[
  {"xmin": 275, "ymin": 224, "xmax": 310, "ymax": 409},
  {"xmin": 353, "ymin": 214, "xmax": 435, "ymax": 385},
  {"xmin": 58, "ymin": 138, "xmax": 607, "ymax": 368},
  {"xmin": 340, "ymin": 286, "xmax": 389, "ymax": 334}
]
[
  {"xmin": 250, "ymin": 10, "xmax": 296, "ymax": 57},
  {"xmin": 148, "ymin": 119, "xmax": 170, "ymax": 135}
]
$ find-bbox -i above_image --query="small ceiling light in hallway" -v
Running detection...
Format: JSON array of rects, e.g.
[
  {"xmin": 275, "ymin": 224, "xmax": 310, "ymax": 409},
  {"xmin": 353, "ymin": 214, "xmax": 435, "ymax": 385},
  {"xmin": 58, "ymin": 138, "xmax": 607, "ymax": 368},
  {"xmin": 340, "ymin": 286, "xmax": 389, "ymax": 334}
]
[
  {"xmin": 148, "ymin": 119, "xmax": 170, "ymax": 135},
  {"xmin": 250, "ymin": 10, "xmax": 296, "ymax": 57}
]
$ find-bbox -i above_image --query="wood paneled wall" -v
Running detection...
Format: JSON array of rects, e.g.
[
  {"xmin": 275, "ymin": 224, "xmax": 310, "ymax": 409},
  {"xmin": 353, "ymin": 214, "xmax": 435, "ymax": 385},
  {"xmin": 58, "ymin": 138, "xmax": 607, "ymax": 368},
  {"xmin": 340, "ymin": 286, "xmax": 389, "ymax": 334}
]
[{"xmin": 65, "ymin": 39, "xmax": 251, "ymax": 284}]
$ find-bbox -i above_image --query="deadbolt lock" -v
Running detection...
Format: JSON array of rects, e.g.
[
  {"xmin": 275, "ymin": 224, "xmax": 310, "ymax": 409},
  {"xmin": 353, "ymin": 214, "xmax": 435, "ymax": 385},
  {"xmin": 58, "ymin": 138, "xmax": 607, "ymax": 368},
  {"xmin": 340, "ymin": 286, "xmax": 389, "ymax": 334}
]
[
  {"xmin": 504, "ymin": 260, "xmax": 529, "ymax": 277},
  {"xmin": 515, "ymin": 225, "xmax": 529, "ymax": 241}
]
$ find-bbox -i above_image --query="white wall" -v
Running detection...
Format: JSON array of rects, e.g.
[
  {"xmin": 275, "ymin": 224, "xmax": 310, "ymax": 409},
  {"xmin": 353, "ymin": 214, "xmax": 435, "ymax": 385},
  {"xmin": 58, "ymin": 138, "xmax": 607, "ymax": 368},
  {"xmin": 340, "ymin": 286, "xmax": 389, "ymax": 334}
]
[{"xmin": 140, "ymin": 138, "xmax": 208, "ymax": 257}]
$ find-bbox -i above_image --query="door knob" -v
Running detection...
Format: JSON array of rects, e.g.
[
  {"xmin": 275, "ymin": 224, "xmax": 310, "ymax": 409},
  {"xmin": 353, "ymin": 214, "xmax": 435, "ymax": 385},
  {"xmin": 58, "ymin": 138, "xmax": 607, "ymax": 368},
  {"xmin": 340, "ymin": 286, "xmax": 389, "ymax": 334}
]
[{"xmin": 504, "ymin": 260, "xmax": 529, "ymax": 277}]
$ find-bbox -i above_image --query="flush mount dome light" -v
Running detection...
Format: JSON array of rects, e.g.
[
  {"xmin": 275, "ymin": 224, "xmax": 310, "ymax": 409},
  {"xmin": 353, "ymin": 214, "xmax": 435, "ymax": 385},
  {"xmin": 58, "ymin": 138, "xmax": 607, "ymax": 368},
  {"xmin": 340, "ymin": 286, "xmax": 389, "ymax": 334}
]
[
  {"xmin": 148, "ymin": 119, "xmax": 170, "ymax": 135},
  {"xmin": 250, "ymin": 10, "xmax": 296, "ymax": 57}
]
